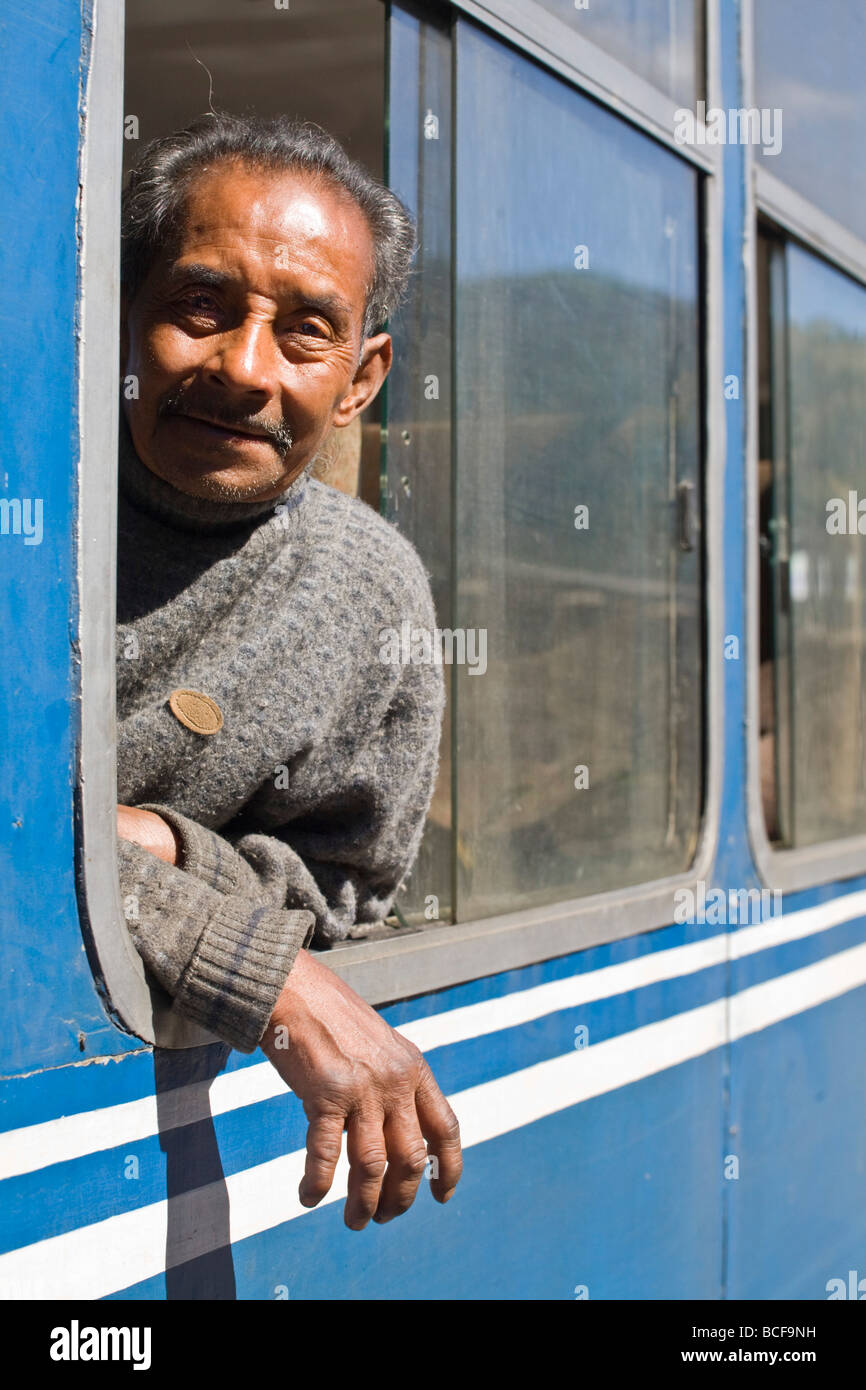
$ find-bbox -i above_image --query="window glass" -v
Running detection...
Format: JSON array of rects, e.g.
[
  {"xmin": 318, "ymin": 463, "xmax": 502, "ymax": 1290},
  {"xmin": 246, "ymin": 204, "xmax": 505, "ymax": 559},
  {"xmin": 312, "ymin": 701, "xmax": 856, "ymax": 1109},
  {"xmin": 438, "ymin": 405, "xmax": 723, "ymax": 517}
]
[
  {"xmin": 761, "ymin": 239, "xmax": 866, "ymax": 847},
  {"xmin": 452, "ymin": 20, "xmax": 703, "ymax": 920},
  {"xmin": 753, "ymin": 0, "xmax": 866, "ymax": 241},
  {"xmin": 533, "ymin": 0, "xmax": 704, "ymax": 106},
  {"xmin": 384, "ymin": 2, "xmax": 454, "ymax": 926}
]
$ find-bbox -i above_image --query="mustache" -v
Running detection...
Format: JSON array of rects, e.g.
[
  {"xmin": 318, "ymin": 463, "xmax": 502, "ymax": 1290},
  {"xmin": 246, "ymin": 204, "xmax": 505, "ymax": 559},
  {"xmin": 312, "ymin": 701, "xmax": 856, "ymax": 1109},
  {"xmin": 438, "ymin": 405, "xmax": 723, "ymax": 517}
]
[{"xmin": 157, "ymin": 386, "xmax": 294, "ymax": 451}]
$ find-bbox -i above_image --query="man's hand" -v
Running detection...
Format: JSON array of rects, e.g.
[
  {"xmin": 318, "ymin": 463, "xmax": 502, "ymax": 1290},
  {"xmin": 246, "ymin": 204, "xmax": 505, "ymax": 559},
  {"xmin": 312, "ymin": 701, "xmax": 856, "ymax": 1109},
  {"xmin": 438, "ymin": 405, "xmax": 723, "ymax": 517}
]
[
  {"xmin": 261, "ymin": 948, "xmax": 462, "ymax": 1230},
  {"xmin": 116, "ymin": 804, "xmax": 180, "ymax": 865}
]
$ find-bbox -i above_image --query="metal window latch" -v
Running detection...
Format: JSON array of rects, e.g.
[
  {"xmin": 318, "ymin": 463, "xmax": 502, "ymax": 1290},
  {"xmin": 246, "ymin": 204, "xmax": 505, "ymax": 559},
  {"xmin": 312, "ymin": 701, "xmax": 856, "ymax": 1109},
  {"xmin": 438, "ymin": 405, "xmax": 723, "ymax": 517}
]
[{"xmin": 677, "ymin": 479, "xmax": 697, "ymax": 552}]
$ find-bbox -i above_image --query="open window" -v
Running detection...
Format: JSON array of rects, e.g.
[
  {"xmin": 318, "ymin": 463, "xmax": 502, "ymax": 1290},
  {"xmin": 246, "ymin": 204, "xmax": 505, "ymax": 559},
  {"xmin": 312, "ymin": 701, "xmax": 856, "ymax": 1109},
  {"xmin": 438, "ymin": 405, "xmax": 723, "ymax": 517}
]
[
  {"xmin": 79, "ymin": 0, "xmax": 392, "ymax": 1047},
  {"xmin": 79, "ymin": 0, "xmax": 722, "ymax": 1042},
  {"xmin": 122, "ymin": 0, "xmax": 387, "ymax": 508}
]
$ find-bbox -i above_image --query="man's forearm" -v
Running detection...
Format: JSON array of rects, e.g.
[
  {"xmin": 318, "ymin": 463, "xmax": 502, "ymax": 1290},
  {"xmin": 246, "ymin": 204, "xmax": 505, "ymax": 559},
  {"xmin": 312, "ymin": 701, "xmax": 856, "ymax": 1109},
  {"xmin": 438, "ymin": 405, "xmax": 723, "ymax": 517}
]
[
  {"xmin": 117, "ymin": 834, "xmax": 314, "ymax": 1051},
  {"xmin": 117, "ymin": 804, "xmax": 181, "ymax": 865}
]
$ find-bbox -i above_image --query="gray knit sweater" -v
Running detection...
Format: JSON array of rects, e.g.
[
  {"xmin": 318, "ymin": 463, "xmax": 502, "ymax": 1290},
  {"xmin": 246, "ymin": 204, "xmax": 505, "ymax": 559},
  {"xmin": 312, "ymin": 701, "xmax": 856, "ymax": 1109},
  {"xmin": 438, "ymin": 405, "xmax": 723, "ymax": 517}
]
[{"xmin": 116, "ymin": 421, "xmax": 444, "ymax": 1053}]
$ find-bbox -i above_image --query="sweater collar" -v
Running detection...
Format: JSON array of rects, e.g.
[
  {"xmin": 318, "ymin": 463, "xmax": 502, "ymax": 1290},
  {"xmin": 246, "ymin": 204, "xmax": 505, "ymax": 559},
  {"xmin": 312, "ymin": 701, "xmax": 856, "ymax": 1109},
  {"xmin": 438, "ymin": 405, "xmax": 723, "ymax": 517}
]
[{"xmin": 117, "ymin": 414, "xmax": 308, "ymax": 534}]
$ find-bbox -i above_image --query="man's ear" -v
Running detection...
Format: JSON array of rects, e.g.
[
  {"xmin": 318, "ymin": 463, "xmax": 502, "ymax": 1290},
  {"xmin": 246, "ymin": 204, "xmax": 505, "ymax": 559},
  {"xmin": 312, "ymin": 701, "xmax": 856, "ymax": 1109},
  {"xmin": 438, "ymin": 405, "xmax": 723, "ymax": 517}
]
[{"xmin": 332, "ymin": 333, "xmax": 393, "ymax": 428}]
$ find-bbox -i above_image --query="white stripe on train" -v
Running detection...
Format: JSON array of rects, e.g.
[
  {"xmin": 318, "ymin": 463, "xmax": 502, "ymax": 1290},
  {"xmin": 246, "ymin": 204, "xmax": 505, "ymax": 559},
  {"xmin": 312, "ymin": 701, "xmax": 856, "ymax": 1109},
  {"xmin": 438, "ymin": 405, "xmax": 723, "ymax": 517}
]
[
  {"xmin": 1, "ymin": 939, "xmax": 865, "ymax": 1299},
  {"xmin": 1, "ymin": 887, "xmax": 865, "ymax": 1185}
]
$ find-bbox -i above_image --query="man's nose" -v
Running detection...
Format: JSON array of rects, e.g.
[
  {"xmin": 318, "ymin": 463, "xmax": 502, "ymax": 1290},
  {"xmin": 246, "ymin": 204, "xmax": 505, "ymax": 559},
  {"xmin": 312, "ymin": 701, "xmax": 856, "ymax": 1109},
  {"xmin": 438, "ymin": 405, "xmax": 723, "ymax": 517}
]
[{"xmin": 205, "ymin": 316, "xmax": 280, "ymax": 398}]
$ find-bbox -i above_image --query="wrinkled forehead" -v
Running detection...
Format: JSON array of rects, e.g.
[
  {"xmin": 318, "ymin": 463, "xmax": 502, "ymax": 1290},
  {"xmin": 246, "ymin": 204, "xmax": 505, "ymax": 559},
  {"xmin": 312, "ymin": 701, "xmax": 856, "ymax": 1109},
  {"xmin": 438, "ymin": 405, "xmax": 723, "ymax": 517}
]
[{"xmin": 165, "ymin": 162, "xmax": 374, "ymax": 316}]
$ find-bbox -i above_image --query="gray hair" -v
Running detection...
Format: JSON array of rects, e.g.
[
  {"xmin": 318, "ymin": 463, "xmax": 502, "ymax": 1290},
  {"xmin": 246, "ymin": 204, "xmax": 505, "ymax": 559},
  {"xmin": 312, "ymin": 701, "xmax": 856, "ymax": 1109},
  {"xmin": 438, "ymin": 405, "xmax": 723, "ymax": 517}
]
[{"xmin": 121, "ymin": 112, "xmax": 416, "ymax": 339}]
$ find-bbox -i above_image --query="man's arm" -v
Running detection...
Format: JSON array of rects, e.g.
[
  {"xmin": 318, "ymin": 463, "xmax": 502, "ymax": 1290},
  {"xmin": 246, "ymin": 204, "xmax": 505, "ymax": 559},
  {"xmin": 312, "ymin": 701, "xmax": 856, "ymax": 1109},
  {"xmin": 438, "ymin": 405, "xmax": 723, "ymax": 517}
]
[
  {"xmin": 262, "ymin": 950, "xmax": 461, "ymax": 1227},
  {"xmin": 125, "ymin": 544, "xmax": 445, "ymax": 945},
  {"xmin": 117, "ymin": 805, "xmax": 179, "ymax": 864},
  {"xmin": 118, "ymin": 812, "xmax": 462, "ymax": 1227},
  {"xmin": 116, "ymin": 607, "xmax": 461, "ymax": 1223},
  {"xmin": 116, "ymin": 832, "xmax": 315, "ymax": 1053},
  {"xmin": 117, "ymin": 597, "xmax": 443, "ymax": 1043}
]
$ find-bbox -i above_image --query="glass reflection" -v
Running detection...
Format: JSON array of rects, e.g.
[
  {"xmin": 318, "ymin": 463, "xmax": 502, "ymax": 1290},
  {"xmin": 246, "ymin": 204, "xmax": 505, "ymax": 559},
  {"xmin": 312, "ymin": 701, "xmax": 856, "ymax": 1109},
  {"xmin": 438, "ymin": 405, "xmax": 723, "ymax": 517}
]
[
  {"xmin": 754, "ymin": 0, "xmax": 866, "ymax": 241},
  {"xmin": 454, "ymin": 23, "xmax": 703, "ymax": 920},
  {"xmin": 778, "ymin": 247, "xmax": 866, "ymax": 845},
  {"xmin": 534, "ymin": 0, "xmax": 704, "ymax": 106}
]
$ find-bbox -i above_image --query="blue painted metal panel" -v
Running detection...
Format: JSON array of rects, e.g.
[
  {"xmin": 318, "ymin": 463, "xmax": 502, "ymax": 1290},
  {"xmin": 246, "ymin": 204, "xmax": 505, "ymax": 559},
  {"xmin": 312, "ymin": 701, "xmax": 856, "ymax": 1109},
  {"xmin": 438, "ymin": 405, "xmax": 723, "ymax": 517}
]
[
  {"xmin": 715, "ymin": 0, "xmax": 753, "ymax": 894},
  {"xmin": 0, "ymin": 0, "xmax": 133, "ymax": 1073},
  {"xmin": 0, "ymin": 922, "xmax": 732, "ymax": 1256},
  {"xmin": 727, "ymin": 989, "xmax": 866, "ymax": 1299},
  {"xmin": 110, "ymin": 1057, "xmax": 724, "ymax": 1301}
]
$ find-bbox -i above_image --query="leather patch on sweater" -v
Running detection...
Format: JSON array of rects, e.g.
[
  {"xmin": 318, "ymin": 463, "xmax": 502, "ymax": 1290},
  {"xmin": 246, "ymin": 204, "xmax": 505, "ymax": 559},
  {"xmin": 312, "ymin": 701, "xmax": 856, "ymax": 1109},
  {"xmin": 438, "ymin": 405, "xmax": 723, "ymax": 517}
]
[{"xmin": 168, "ymin": 688, "xmax": 224, "ymax": 735}]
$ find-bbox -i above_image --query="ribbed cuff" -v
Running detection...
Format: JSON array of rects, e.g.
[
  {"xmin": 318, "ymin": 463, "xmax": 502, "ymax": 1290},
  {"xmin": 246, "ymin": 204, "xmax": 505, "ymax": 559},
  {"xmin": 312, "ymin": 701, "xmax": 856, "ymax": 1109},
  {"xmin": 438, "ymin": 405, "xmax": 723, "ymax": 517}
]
[
  {"xmin": 140, "ymin": 802, "xmax": 318, "ymax": 954},
  {"xmin": 139, "ymin": 803, "xmax": 243, "ymax": 895},
  {"xmin": 174, "ymin": 895, "xmax": 314, "ymax": 1054}
]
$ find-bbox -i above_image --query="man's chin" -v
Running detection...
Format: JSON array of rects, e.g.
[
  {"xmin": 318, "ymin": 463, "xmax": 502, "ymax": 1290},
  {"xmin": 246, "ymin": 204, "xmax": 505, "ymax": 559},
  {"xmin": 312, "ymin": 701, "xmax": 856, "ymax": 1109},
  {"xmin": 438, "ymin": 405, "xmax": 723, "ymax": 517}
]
[
  {"xmin": 166, "ymin": 466, "xmax": 266, "ymax": 502},
  {"xmin": 147, "ymin": 448, "xmax": 300, "ymax": 504},
  {"xmin": 145, "ymin": 416, "xmax": 298, "ymax": 503}
]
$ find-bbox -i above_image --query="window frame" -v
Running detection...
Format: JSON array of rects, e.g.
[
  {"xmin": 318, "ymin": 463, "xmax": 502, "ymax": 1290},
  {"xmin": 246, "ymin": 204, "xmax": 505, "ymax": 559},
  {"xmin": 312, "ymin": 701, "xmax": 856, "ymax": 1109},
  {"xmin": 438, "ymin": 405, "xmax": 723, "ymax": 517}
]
[
  {"xmin": 742, "ymin": 0, "xmax": 866, "ymax": 893},
  {"xmin": 78, "ymin": 0, "xmax": 216, "ymax": 1047},
  {"xmin": 78, "ymin": 0, "xmax": 724, "ymax": 1043}
]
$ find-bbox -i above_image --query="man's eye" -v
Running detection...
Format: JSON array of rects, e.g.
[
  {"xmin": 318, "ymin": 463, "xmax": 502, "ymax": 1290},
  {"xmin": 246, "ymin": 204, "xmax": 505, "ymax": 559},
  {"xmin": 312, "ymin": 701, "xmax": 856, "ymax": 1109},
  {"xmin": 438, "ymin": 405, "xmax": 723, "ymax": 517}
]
[
  {"xmin": 295, "ymin": 321, "xmax": 327, "ymax": 338},
  {"xmin": 180, "ymin": 293, "xmax": 219, "ymax": 315}
]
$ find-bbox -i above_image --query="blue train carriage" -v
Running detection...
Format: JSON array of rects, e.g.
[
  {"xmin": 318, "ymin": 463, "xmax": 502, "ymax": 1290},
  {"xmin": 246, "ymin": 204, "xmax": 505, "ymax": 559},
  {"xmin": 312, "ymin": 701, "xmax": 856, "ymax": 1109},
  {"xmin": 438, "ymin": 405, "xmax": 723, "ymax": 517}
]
[{"xmin": 1, "ymin": 0, "xmax": 864, "ymax": 1302}]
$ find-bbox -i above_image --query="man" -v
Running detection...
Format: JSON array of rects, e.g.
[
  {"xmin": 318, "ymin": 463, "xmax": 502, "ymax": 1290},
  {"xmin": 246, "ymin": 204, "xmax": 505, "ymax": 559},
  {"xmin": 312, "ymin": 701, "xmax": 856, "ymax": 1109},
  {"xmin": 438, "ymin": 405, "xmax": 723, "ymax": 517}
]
[{"xmin": 115, "ymin": 113, "xmax": 461, "ymax": 1231}]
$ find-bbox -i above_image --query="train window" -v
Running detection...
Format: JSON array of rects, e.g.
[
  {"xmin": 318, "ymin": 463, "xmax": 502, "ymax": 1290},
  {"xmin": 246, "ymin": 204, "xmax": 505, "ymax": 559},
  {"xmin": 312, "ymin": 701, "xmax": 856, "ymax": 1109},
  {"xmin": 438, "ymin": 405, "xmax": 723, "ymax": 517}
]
[
  {"xmin": 753, "ymin": 0, "xmax": 866, "ymax": 243},
  {"xmin": 748, "ymin": 0, "xmax": 866, "ymax": 883},
  {"xmin": 389, "ymin": 13, "xmax": 704, "ymax": 925},
  {"xmin": 532, "ymin": 0, "xmax": 705, "ymax": 106},
  {"xmin": 756, "ymin": 235, "xmax": 866, "ymax": 849},
  {"xmin": 383, "ymin": 3, "xmax": 454, "ymax": 926},
  {"xmin": 84, "ymin": 0, "xmax": 719, "ymax": 1039}
]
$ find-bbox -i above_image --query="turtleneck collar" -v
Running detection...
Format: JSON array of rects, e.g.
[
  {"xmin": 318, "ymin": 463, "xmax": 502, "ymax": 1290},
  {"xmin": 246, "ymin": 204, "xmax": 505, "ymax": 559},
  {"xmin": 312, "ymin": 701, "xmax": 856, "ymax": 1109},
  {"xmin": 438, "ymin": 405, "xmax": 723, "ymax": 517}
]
[{"xmin": 117, "ymin": 413, "xmax": 308, "ymax": 535}]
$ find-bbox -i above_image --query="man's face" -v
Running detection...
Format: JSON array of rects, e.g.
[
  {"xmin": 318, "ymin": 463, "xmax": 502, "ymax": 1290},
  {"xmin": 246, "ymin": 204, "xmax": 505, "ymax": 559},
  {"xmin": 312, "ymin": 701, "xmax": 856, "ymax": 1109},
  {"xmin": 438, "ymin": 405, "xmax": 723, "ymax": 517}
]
[{"xmin": 121, "ymin": 163, "xmax": 391, "ymax": 502}]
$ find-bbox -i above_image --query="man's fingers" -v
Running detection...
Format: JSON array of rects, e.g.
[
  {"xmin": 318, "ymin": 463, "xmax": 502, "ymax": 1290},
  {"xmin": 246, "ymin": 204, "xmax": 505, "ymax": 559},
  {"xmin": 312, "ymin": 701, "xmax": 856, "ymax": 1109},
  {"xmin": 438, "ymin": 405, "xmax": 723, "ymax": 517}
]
[
  {"xmin": 373, "ymin": 1109, "xmax": 429, "ymax": 1224},
  {"xmin": 415, "ymin": 1063, "xmax": 463, "ymax": 1202},
  {"xmin": 344, "ymin": 1110, "xmax": 388, "ymax": 1230},
  {"xmin": 299, "ymin": 1111, "xmax": 344, "ymax": 1208}
]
